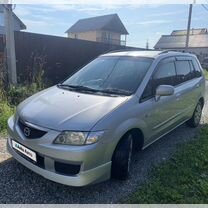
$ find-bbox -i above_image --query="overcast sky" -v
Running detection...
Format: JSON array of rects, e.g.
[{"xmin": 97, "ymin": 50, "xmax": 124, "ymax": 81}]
[{"xmin": 14, "ymin": 4, "xmax": 208, "ymax": 49}]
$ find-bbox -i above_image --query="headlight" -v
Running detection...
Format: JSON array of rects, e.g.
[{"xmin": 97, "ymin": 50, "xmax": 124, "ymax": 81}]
[
  {"xmin": 85, "ymin": 131, "xmax": 104, "ymax": 145},
  {"xmin": 54, "ymin": 131, "xmax": 104, "ymax": 145}
]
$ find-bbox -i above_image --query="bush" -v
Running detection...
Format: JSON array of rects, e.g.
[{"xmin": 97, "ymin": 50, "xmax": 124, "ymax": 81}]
[
  {"xmin": 7, "ymin": 83, "xmax": 43, "ymax": 106},
  {"xmin": 0, "ymin": 82, "xmax": 44, "ymax": 134},
  {"xmin": 0, "ymin": 101, "xmax": 14, "ymax": 134}
]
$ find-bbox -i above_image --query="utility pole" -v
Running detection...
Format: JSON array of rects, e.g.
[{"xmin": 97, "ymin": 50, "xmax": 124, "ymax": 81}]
[
  {"xmin": 185, "ymin": 4, "xmax": 193, "ymax": 49},
  {"xmin": 4, "ymin": 3, "xmax": 17, "ymax": 85},
  {"xmin": 146, "ymin": 39, "xmax": 149, "ymax": 50},
  {"xmin": 185, "ymin": 0, "xmax": 196, "ymax": 50}
]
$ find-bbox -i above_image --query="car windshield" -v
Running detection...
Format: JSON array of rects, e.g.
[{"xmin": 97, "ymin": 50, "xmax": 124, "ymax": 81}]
[{"xmin": 61, "ymin": 56, "xmax": 153, "ymax": 96}]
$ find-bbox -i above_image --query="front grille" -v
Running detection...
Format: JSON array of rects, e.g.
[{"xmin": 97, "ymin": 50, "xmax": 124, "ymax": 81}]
[
  {"xmin": 55, "ymin": 161, "xmax": 81, "ymax": 176},
  {"xmin": 18, "ymin": 119, "xmax": 47, "ymax": 139}
]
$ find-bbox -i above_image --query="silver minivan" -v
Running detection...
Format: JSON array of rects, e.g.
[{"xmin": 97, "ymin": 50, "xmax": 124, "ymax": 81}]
[{"xmin": 7, "ymin": 51, "xmax": 205, "ymax": 186}]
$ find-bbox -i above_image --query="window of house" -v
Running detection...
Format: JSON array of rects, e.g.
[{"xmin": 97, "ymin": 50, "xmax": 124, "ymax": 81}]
[{"xmin": 101, "ymin": 32, "xmax": 107, "ymax": 39}]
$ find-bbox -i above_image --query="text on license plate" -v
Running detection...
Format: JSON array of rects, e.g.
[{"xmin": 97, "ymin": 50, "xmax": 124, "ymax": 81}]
[{"xmin": 12, "ymin": 140, "xmax": 37, "ymax": 162}]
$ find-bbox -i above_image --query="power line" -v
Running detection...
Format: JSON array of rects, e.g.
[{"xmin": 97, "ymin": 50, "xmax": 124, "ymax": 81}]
[{"xmin": 201, "ymin": 4, "xmax": 208, "ymax": 12}]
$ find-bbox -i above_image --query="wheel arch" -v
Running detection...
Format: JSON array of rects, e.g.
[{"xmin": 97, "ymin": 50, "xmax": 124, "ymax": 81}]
[
  {"xmin": 111, "ymin": 128, "xmax": 144, "ymax": 160},
  {"xmin": 199, "ymin": 97, "xmax": 205, "ymax": 108}
]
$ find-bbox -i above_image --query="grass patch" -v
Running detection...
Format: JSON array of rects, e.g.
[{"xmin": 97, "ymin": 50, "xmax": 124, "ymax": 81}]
[
  {"xmin": 126, "ymin": 126, "xmax": 208, "ymax": 204},
  {"xmin": 0, "ymin": 101, "xmax": 14, "ymax": 135},
  {"xmin": 204, "ymin": 70, "xmax": 208, "ymax": 80},
  {"xmin": 0, "ymin": 83, "xmax": 44, "ymax": 134}
]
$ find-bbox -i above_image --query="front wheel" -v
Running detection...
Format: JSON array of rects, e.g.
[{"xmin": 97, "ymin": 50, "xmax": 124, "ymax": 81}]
[
  {"xmin": 186, "ymin": 101, "xmax": 203, "ymax": 128},
  {"xmin": 111, "ymin": 134, "xmax": 133, "ymax": 180}
]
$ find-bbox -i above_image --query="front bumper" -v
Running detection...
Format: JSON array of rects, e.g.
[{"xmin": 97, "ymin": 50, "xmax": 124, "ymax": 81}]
[{"xmin": 7, "ymin": 116, "xmax": 112, "ymax": 186}]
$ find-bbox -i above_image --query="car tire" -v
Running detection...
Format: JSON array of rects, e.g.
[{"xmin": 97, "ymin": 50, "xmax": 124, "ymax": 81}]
[
  {"xmin": 111, "ymin": 134, "xmax": 133, "ymax": 180},
  {"xmin": 186, "ymin": 101, "xmax": 203, "ymax": 128}
]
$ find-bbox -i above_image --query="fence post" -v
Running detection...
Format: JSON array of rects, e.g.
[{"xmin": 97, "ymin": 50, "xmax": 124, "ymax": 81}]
[{"xmin": 4, "ymin": 4, "xmax": 17, "ymax": 86}]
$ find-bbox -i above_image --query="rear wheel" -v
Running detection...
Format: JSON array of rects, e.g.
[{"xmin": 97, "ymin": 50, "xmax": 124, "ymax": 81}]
[
  {"xmin": 111, "ymin": 134, "xmax": 133, "ymax": 180},
  {"xmin": 186, "ymin": 101, "xmax": 203, "ymax": 128}
]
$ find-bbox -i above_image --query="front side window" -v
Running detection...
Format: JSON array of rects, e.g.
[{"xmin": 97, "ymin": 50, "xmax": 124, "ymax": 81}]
[
  {"xmin": 61, "ymin": 56, "xmax": 153, "ymax": 96},
  {"xmin": 142, "ymin": 60, "xmax": 176, "ymax": 100},
  {"xmin": 153, "ymin": 61, "xmax": 177, "ymax": 89}
]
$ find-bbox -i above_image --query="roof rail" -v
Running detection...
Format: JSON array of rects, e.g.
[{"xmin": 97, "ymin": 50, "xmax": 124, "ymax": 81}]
[
  {"xmin": 159, "ymin": 49, "xmax": 182, "ymax": 54},
  {"xmin": 159, "ymin": 49, "xmax": 179, "ymax": 54},
  {"xmin": 106, "ymin": 48, "xmax": 147, "ymax": 54}
]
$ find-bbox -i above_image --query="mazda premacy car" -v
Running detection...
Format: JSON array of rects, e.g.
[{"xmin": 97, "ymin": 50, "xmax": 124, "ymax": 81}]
[{"xmin": 7, "ymin": 50, "xmax": 205, "ymax": 186}]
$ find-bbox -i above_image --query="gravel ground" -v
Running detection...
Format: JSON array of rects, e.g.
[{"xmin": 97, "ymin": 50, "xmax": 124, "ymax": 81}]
[
  {"xmin": 0, "ymin": 83, "xmax": 207, "ymax": 204},
  {"xmin": 0, "ymin": 135, "xmax": 11, "ymax": 163}
]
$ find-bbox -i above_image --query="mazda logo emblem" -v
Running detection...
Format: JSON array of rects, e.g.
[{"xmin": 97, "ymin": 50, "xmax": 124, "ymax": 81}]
[{"xmin": 24, "ymin": 127, "xmax": 31, "ymax": 137}]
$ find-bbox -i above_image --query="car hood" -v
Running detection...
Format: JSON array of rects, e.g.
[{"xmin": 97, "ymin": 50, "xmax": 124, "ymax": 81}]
[{"xmin": 17, "ymin": 86, "xmax": 128, "ymax": 131}]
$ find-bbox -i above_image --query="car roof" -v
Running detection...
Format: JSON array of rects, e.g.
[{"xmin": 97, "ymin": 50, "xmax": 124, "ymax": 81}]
[{"xmin": 101, "ymin": 50, "xmax": 196, "ymax": 59}]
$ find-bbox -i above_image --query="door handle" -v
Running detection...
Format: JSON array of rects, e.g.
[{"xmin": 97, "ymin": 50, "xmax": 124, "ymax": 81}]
[
  {"xmin": 176, "ymin": 93, "xmax": 181, "ymax": 101},
  {"xmin": 196, "ymin": 84, "xmax": 200, "ymax": 88}
]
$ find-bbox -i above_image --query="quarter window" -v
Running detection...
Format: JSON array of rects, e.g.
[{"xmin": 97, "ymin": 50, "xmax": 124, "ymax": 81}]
[
  {"xmin": 192, "ymin": 59, "xmax": 202, "ymax": 78},
  {"xmin": 175, "ymin": 60, "xmax": 192, "ymax": 84}
]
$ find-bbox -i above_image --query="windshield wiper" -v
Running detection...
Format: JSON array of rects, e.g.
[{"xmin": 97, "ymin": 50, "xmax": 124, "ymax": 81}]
[
  {"xmin": 57, "ymin": 84, "xmax": 73, "ymax": 89},
  {"xmin": 99, "ymin": 88, "xmax": 131, "ymax": 96},
  {"xmin": 57, "ymin": 84, "xmax": 99, "ymax": 92},
  {"xmin": 57, "ymin": 84, "xmax": 131, "ymax": 96}
]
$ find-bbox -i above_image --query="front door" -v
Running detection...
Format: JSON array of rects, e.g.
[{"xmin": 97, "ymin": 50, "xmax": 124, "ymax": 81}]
[{"xmin": 140, "ymin": 57, "xmax": 180, "ymax": 145}]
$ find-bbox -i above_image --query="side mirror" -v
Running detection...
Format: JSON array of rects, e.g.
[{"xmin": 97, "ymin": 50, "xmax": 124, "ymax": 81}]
[{"xmin": 155, "ymin": 85, "xmax": 174, "ymax": 101}]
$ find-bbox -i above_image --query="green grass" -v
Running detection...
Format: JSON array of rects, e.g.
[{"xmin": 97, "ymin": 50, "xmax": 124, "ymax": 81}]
[
  {"xmin": 0, "ymin": 83, "xmax": 44, "ymax": 134},
  {"xmin": 126, "ymin": 126, "xmax": 208, "ymax": 204},
  {"xmin": 0, "ymin": 101, "xmax": 14, "ymax": 135},
  {"xmin": 204, "ymin": 70, "xmax": 208, "ymax": 80}
]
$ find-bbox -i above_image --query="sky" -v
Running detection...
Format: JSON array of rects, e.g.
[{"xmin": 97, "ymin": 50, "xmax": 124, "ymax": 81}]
[{"xmin": 14, "ymin": 4, "xmax": 208, "ymax": 49}]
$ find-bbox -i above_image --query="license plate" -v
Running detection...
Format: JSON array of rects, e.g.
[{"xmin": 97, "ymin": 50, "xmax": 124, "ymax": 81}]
[{"xmin": 12, "ymin": 140, "xmax": 37, "ymax": 162}]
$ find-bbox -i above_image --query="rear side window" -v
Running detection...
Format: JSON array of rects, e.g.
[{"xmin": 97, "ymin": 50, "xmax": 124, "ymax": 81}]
[
  {"xmin": 192, "ymin": 59, "xmax": 202, "ymax": 78},
  {"xmin": 175, "ymin": 60, "xmax": 193, "ymax": 84}
]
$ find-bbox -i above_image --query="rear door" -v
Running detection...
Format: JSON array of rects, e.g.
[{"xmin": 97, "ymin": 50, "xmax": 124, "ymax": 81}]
[{"xmin": 174, "ymin": 56, "xmax": 201, "ymax": 120}]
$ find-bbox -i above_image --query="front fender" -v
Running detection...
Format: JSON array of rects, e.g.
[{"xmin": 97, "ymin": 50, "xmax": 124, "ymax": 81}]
[{"xmin": 101, "ymin": 117, "xmax": 147, "ymax": 163}]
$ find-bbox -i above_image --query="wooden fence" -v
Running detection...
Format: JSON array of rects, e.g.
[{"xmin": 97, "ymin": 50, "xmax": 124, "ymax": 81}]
[{"xmin": 14, "ymin": 31, "xmax": 145, "ymax": 85}]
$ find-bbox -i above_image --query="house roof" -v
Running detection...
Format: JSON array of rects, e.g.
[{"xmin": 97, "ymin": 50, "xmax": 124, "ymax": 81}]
[
  {"xmin": 13, "ymin": 12, "xmax": 26, "ymax": 30},
  {"xmin": 171, "ymin": 28, "xmax": 208, "ymax": 36},
  {"xmin": 0, "ymin": 5, "xmax": 26, "ymax": 30},
  {"xmin": 154, "ymin": 29, "xmax": 208, "ymax": 49},
  {"xmin": 65, "ymin": 14, "xmax": 129, "ymax": 35}
]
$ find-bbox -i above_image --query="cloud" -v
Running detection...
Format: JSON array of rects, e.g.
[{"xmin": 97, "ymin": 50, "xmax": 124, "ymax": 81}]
[
  {"xmin": 47, "ymin": 4, "xmax": 121, "ymax": 12},
  {"xmin": 14, "ymin": 6, "xmax": 32, "ymax": 16},
  {"xmin": 148, "ymin": 10, "xmax": 185, "ymax": 17},
  {"xmin": 128, "ymin": 19, "xmax": 172, "ymax": 26},
  {"xmin": 23, "ymin": 19, "xmax": 54, "ymax": 28},
  {"xmin": 12, "ymin": 0, "xmax": 208, "ymax": 4},
  {"xmin": 48, "ymin": 4, "xmax": 77, "ymax": 11}
]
